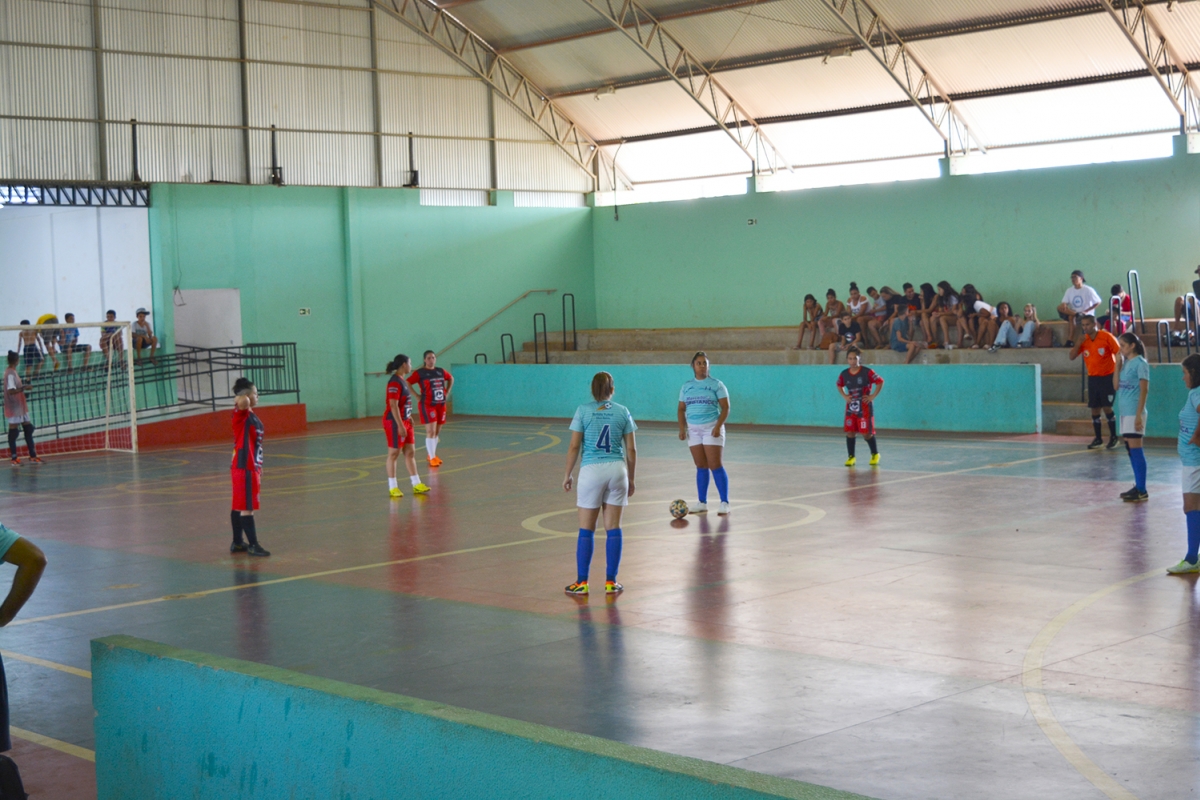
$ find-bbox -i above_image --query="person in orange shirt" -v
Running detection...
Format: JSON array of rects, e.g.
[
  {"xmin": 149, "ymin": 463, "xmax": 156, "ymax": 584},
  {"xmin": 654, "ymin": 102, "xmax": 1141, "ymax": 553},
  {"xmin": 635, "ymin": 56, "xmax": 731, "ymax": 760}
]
[{"xmin": 1070, "ymin": 315, "xmax": 1121, "ymax": 449}]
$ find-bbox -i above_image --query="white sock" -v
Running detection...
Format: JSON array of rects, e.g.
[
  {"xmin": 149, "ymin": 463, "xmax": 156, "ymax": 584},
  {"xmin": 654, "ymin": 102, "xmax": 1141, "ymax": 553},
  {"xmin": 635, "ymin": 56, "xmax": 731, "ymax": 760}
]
[
  {"xmin": 410, "ymin": 474, "xmax": 422, "ymax": 486},
  {"xmin": 427, "ymin": 437, "xmax": 437, "ymax": 458},
  {"xmin": 388, "ymin": 477, "xmax": 397, "ymax": 490}
]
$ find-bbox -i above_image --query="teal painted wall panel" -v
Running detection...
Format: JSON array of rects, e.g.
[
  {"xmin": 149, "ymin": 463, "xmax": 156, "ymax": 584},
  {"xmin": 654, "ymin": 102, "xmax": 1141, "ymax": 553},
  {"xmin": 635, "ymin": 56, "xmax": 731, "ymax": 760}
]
[
  {"xmin": 451, "ymin": 364, "xmax": 1042, "ymax": 433},
  {"xmin": 593, "ymin": 155, "xmax": 1200, "ymax": 330},
  {"xmin": 92, "ymin": 635, "xmax": 870, "ymax": 800},
  {"xmin": 149, "ymin": 184, "xmax": 595, "ymax": 421},
  {"xmin": 1123, "ymin": 363, "xmax": 1191, "ymax": 440}
]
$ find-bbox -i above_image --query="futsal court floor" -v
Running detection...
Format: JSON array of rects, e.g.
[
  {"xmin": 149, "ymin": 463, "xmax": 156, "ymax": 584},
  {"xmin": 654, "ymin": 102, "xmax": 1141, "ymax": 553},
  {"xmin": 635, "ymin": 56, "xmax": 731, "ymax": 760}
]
[{"xmin": 0, "ymin": 415, "xmax": 1196, "ymax": 799}]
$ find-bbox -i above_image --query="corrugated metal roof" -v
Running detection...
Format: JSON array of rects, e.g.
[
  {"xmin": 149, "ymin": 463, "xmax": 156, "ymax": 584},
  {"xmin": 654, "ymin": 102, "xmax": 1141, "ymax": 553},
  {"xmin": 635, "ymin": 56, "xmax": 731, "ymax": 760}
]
[{"xmin": 1143, "ymin": 1, "xmax": 1200, "ymax": 65}]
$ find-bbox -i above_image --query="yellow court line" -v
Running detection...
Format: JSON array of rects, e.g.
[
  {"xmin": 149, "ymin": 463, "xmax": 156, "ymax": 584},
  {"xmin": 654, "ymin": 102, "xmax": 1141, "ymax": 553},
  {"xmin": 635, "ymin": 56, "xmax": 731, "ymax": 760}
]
[
  {"xmin": 1021, "ymin": 569, "xmax": 1160, "ymax": 800},
  {"xmin": 10, "ymin": 727, "xmax": 94, "ymax": 762},
  {"xmin": 0, "ymin": 649, "xmax": 90, "ymax": 679}
]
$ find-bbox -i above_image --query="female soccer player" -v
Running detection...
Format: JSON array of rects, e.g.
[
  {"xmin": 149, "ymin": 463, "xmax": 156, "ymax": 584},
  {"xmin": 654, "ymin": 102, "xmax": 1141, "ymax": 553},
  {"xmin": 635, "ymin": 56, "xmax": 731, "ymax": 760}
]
[
  {"xmin": 407, "ymin": 350, "xmax": 454, "ymax": 467},
  {"xmin": 383, "ymin": 354, "xmax": 429, "ymax": 498},
  {"xmin": 562, "ymin": 371, "xmax": 637, "ymax": 595},
  {"xmin": 1168, "ymin": 354, "xmax": 1200, "ymax": 574},
  {"xmin": 4, "ymin": 352, "xmax": 39, "ymax": 466},
  {"xmin": 678, "ymin": 352, "xmax": 731, "ymax": 515},
  {"xmin": 1116, "ymin": 333, "xmax": 1150, "ymax": 502},
  {"xmin": 837, "ymin": 346, "xmax": 883, "ymax": 467},
  {"xmin": 230, "ymin": 377, "xmax": 269, "ymax": 556}
]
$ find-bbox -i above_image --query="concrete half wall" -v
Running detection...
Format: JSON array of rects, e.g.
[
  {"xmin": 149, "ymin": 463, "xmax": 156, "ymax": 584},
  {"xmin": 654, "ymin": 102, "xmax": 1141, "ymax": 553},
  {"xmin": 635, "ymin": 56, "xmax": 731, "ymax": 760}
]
[
  {"xmin": 91, "ymin": 635, "xmax": 871, "ymax": 800},
  {"xmin": 451, "ymin": 364, "xmax": 1043, "ymax": 434}
]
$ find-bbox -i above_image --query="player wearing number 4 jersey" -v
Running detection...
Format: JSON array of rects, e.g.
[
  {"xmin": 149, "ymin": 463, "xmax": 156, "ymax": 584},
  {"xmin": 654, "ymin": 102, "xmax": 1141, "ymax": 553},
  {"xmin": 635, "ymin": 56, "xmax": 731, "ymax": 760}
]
[
  {"xmin": 837, "ymin": 346, "xmax": 883, "ymax": 467},
  {"xmin": 407, "ymin": 350, "xmax": 453, "ymax": 467},
  {"xmin": 562, "ymin": 372, "xmax": 637, "ymax": 596}
]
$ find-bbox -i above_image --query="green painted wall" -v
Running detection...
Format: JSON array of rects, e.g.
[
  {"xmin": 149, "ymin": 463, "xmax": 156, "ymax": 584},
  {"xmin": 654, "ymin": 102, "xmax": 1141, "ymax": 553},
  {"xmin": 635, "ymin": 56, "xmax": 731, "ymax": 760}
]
[
  {"xmin": 593, "ymin": 151, "xmax": 1200, "ymax": 330},
  {"xmin": 149, "ymin": 184, "xmax": 594, "ymax": 421}
]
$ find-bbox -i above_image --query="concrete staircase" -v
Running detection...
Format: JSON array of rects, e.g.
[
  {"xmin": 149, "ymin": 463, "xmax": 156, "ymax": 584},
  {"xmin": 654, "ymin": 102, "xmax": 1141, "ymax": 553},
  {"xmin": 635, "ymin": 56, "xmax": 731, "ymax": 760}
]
[{"xmin": 506, "ymin": 325, "xmax": 1148, "ymax": 435}]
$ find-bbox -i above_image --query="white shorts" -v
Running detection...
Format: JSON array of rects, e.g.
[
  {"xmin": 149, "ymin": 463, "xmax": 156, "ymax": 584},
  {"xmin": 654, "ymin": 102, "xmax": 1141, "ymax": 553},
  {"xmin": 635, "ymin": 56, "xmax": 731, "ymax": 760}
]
[
  {"xmin": 687, "ymin": 423, "xmax": 726, "ymax": 447},
  {"xmin": 1184, "ymin": 466, "xmax": 1200, "ymax": 495},
  {"xmin": 1119, "ymin": 414, "xmax": 1146, "ymax": 437},
  {"xmin": 576, "ymin": 462, "xmax": 629, "ymax": 509}
]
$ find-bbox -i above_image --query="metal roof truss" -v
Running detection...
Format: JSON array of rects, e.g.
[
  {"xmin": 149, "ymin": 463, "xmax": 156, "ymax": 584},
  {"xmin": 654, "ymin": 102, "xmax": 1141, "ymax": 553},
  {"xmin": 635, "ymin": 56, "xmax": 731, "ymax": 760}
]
[
  {"xmin": 0, "ymin": 183, "xmax": 149, "ymax": 207},
  {"xmin": 1099, "ymin": 0, "xmax": 1200, "ymax": 132},
  {"xmin": 581, "ymin": 0, "xmax": 791, "ymax": 175},
  {"xmin": 374, "ymin": 0, "xmax": 631, "ymax": 191},
  {"xmin": 820, "ymin": 0, "xmax": 985, "ymax": 156}
]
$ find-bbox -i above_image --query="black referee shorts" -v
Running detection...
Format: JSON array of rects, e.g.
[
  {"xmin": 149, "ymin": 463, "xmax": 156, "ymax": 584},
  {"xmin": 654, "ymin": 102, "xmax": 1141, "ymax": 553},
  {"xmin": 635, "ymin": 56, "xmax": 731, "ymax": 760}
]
[{"xmin": 1087, "ymin": 374, "xmax": 1116, "ymax": 409}]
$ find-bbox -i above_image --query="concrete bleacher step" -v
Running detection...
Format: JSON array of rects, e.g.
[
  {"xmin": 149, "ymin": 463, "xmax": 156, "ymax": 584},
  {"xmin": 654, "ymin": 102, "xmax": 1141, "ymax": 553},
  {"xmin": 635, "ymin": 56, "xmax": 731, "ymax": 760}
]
[
  {"xmin": 1056, "ymin": 418, "xmax": 1100, "ymax": 436},
  {"xmin": 1041, "ymin": 373, "xmax": 1086, "ymax": 403},
  {"xmin": 1042, "ymin": 401, "xmax": 1092, "ymax": 434}
]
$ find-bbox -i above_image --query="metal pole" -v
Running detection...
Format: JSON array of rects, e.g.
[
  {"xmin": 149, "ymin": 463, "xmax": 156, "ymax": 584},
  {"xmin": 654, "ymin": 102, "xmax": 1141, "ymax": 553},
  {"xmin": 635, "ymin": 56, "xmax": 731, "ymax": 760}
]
[
  {"xmin": 269, "ymin": 125, "xmax": 283, "ymax": 185},
  {"xmin": 126, "ymin": 323, "xmax": 138, "ymax": 453},
  {"xmin": 131, "ymin": 119, "xmax": 141, "ymax": 182}
]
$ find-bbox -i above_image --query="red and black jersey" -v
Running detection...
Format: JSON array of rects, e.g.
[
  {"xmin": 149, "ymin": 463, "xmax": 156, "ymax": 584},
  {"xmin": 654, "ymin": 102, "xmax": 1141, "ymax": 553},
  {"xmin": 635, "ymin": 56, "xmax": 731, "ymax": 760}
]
[
  {"xmin": 385, "ymin": 375, "xmax": 412, "ymax": 422},
  {"xmin": 407, "ymin": 367, "xmax": 452, "ymax": 407},
  {"xmin": 232, "ymin": 407, "xmax": 264, "ymax": 470},
  {"xmin": 837, "ymin": 367, "xmax": 883, "ymax": 414}
]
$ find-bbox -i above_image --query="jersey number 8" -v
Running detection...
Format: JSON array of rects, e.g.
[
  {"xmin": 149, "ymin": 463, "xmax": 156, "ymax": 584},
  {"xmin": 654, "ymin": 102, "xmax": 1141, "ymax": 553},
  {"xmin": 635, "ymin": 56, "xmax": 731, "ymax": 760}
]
[{"xmin": 596, "ymin": 424, "xmax": 611, "ymax": 453}]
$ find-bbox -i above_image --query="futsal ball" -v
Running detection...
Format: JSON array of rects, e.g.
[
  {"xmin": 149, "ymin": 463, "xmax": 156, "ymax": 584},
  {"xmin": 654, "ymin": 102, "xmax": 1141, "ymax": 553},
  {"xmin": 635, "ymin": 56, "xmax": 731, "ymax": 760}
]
[{"xmin": 670, "ymin": 499, "xmax": 689, "ymax": 519}]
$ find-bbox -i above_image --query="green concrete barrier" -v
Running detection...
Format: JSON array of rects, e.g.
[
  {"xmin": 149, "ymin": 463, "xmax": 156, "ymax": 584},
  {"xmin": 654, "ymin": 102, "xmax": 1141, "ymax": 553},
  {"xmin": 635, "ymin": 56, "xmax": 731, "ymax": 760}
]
[
  {"xmin": 92, "ymin": 635, "xmax": 874, "ymax": 800},
  {"xmin": 1129, "ymin": 363, "xmax": 1189, "ymax": 440},
  {"xmin": 452, "ymin": 363, "xmax": 1042, "ymax": 433}
]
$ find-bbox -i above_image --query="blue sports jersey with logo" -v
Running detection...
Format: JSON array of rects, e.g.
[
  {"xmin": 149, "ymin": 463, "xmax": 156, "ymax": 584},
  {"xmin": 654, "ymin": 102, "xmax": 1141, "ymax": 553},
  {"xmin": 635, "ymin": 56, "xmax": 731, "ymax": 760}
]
[
  {"xmin": 1179, "ymin": 386, "xmax": 1200, "ymax": 466},
  {"xmin": 679, "ymin": 377, "xmax": 729, "ymax": 425},
  {"xmin": 570, "ymin": 401, "xmax": 637, "ymax": 466},
  {"xmin": 1116, "ymin": 356, "xmax": 1149, "ymax": 417}
]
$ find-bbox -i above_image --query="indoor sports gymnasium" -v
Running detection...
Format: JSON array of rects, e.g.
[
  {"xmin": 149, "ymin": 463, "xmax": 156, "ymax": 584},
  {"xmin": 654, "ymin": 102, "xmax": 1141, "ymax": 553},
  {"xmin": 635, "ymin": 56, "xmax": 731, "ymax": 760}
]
[{"xmin": 4, "ymin": 0, "xmax": 1200, "ymax": 797}]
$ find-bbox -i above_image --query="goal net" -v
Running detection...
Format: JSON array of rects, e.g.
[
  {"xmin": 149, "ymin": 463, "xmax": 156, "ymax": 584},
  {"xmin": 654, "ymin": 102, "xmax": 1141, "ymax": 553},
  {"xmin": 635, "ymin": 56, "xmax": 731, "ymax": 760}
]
[{"xmin": 1, "ymin": 321, "xmax": 137, "ymax": 456}]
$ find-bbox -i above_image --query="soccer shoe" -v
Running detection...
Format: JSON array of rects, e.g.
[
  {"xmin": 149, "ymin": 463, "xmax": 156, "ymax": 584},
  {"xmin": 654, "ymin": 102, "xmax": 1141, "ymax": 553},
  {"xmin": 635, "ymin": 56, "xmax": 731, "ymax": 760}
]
[
  {"xmin": 247, "ymin": 544, "xmax": 271, "ymax": 557},
  {"xmin": 845, "ymin": 456, "xmax": 856, "ymax": 467},
  {"xmin": 413, "ymin": 483, "xmax": 431, "ymax": 494},
  {"xmin": 690, "ymin": 502, "xmax": 708, "ymax": 514},
  {"xmin": 565, "ymin": 581, "xmax": 589, "ymax": 595},
  {"xmin": 428, "ymin": 456, "xmax": 443, "ymax": 467},
  {"xmin": 1119, "ymin": 486, "xmax": 1140, "ymax": 500},
  {"xmin": 869, "ymin": 453, "xmax": 880, "ymax": 466},
  {"xmin": 1086, "ymin": 437, "xmax": 1104, "ymax": 450},
  {"xmin": 389, "ymin": 487, "xmax": 403, "ymax": 498},
  {"xmin": 1126, "ymin": 490, "xmax": 1149, "ymax": 502},
  {"xmin": 8, "ymin": 458, "xmax": 17, "ymax": 467},
  {"xmin": 717, "ymin": 501, "xmax": 730, "ymax": 515},
  {"xmin": 27, "ymin": 456, "xmax": 43, "ymax": 464},
  {"xmin": 605, "ymin": 580, "xmax": 623, "ymax": 594},
  {"xmin": 230, "ymin": 542, "xmax": 248, "ymax": 554},
  {"xmin": 1167, "ymin": 559, "xmax": 1200, "ymax": 574},
  {"xmin": 1106, "ymin": 436, "xmax": 1120, "ymax": 450}
]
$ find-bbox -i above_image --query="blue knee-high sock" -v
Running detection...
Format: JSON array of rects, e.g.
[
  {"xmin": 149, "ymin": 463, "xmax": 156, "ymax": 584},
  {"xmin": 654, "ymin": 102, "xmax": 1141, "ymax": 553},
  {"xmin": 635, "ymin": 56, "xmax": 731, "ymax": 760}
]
[
  {"xmin": 1187, "ymin": 513, "xmax": 1200, "ymax": 564},
  {"xmin": 605, "ymin": 528, "xmax": 623, "ymax": 581},
  {"xmin": 696, "ymin": 468, "xmax": 709, "ymax": 503},
  {"xmin": 576, "ymin": 529, "xmax": 594, "ymax": 583},
  {"xmin": 1129, "ymin": 448, "xmax": 1147, "ymax": 492},
  {"xmin": 712, "ymin": 466, "xmax": 729, "ymax": 503}
]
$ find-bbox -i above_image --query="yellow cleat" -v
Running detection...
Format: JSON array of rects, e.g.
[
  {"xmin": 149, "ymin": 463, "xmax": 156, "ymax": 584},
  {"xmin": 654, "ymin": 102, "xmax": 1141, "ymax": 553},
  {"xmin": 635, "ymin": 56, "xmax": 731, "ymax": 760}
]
[
  {"xmin": 413, "ymin": 483, "xmax": 431, "ymax": 494},
  {"xmin": 389, "ymin": 487, "xmax": 403, "ymax": 498},
  {"xmin": 844, "ymin": 456, "xmax": 856, "ymax": 467},
  {"xmin": 869, "ymin": 453, "xmax": 880, "ymax": 466}
]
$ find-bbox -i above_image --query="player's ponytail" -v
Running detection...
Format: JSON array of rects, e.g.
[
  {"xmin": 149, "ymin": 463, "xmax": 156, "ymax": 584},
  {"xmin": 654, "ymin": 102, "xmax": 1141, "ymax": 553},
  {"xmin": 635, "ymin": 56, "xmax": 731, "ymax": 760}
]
[
  {"xmin": 386, "ymin": 354, "xmax": 409, "ymax": 373},
  {"xmin": 1119, "ymin": 332, "xmax": 1145, "ymax": 357},
  {"xmin": 591, "ymin": 371, "xmax": 614, "ymax": 402}
]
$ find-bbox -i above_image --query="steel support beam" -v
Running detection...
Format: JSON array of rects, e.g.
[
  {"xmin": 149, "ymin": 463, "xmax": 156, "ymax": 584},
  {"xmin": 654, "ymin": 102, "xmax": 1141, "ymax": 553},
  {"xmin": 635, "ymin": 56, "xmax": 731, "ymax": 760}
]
[
  {"xmin": 0, "ymin": 183, "xmax": 150, "ymax": 207},
  {"xmin": 819, "ymin": 0, "xmax": 984, "ymax": 156},
  {"xmin": 581, "ymin": 0, "xmax": 789, "ymax": 175},
  {"xmin": 372, "ymin": 0, "xmax": 630, "ymax": 191},
  {"xmin": 1099, "ymin": 0, "xmax": 1200, "ymax": 132}
]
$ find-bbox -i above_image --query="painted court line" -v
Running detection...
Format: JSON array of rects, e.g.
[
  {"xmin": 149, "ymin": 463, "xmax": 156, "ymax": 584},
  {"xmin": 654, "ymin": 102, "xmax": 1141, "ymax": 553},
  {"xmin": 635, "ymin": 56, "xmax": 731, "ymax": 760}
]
[
  {"xmin": 0, "ymin": 649, "xmax": 90, "ymax": 679},
  {"xmin": 10, "ymin": 727, "xmax": 94, "ymax": 762}
]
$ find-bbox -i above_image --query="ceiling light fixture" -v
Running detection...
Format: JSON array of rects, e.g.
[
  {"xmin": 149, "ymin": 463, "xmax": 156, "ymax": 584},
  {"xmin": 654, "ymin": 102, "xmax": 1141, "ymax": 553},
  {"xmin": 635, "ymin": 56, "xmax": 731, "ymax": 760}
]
[
  {"xmin": 822, "ymin": 47, "xmax": 852, "ymax": 65},
  {"xmin": 594, "ymin": 85, "xmax": 617, "ymax": 101}
]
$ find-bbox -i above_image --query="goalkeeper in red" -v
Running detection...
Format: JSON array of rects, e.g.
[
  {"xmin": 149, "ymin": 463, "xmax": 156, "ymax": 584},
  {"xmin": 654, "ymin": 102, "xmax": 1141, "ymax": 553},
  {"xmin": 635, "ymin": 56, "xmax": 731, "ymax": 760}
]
[
  {"xmin": 229, "ymin": 377, "xmax": 270, "ymax": 556},
  {"xmin": 836, "ymin": 346, "xmax": 883, "ymax": 467},
  {"xmin": 407, "ymin": 350, "xmax": 453, "ymax": 467}
]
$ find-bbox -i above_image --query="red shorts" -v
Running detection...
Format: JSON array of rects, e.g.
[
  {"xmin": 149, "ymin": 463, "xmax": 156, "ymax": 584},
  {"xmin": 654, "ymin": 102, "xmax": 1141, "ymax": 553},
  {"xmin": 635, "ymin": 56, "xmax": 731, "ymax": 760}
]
[
  {"xmin": 418, "ymin": 402, "xmax": 447, "ymax": 426},
  {"xmin": 844, "ymin": 403, "xmax": 875, "ymax": 436},
  {"xmin": 384, "ymin": 416, "xmax": 414, "ymax": 449},
  {"xmin": 231, "ymin": 467, "xmax": 261, "ymax": 511}
]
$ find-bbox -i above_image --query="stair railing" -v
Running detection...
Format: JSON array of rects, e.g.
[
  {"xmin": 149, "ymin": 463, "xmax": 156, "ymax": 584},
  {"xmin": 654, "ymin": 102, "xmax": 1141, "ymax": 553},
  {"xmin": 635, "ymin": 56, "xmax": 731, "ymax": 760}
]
[
  {"xmin": 562, "ymin": 292, "xmax": 577, "ymax": 352},
  {"xmin": 474, "ymin": 353, "xmax": 488, "ymax": 364},
  {"xmin": 500, "ymin": 333, "xmax": 516, "ymax": 364},
  {"xmin": 533, "ymin": 313, "xmax": 549, "ymax": 364},
  {"xmin": 437, "ymin": 289, "xmax": 556, "ymax": 359},
  {"xmin": 1127, "ymin": 269, "xmax": 1145, "ymax": 336},
  {"xmin": 1186, "ymin": 292, "xmax": 1198, "ymax": 356},
  {"xmin": 1157, "ymin": 320, "xmax": 1171, "ymax": 364}
]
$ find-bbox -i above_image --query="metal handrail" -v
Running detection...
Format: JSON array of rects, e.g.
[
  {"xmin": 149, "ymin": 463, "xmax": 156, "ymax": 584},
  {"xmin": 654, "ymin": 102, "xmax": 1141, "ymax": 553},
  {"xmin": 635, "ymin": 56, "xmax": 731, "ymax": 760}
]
[
  {"xmin": 533, "ymin": 313, "xmax": 549, "ymax": 364},
  {"xmin": 1157, "ymin": 320, "xmax": 1172, "ymax": 363},
  {"xmin": 437, "ymin": 289, "xmax": 556, "ymax": 357},
  {"xmin": 1080, "ymin": 356, "xmax": 1086, "ymax": 403},
  {"xmin": 500, "ymin": 333, "xmax": 516, "ymax": 364},
  {"xmin": 562, "ymin": 292, "xmax": 577, "ymax": 352},
  {"xmin": 1128, "ymin": 269, "xmax": 1145, "ymax": 336},
  {"xmin": 1186, "ymin": 292, "xmax": 1198, "ymax": 356},
  {"xmin": 474, "ymin": 353, "xmax": 488, "ymax": 364},
  {"xmin": 1108, "ymin": 296, "xmax": 1122, "ymax": 334}
]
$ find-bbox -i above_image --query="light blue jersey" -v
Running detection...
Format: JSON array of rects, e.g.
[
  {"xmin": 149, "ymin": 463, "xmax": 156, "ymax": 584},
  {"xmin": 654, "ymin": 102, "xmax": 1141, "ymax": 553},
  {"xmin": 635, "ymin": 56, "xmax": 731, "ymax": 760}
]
[
  {"xmin": 0, "ymin": 525, "xmax": 19, "ymax": 559},
  {"xmin": 1117, "ymin": 356, "xmax": 1149, "ymax": 417},
  {"xmin": 679, "ymin": 377, "xmax": 729, "ymax": 425},
  {"xmin": 570, "ymin": 400, "xmax": 637, "ymax": 467},
  {"xmin": 1179, "ymin": 387, "xmax": 1200, "ymax": 466}
]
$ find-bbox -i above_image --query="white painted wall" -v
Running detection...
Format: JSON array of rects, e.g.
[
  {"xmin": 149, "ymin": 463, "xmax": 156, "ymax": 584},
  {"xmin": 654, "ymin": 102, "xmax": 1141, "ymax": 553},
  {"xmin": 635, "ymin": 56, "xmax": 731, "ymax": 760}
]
[
  {"xmin": 0, "ymin": 206, "xmax": 153, "ymax": 348},
  {"xmin": 173, "ymin": 289, "xmax": 242, "ymax": 348}
]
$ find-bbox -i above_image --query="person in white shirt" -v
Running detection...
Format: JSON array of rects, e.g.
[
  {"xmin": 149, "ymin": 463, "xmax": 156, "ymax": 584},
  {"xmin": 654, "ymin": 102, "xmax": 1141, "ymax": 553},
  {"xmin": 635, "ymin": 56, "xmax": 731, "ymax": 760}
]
[{"xmin": 1057, "ymin": 270, "xmax": 1102, "ymax": 347}]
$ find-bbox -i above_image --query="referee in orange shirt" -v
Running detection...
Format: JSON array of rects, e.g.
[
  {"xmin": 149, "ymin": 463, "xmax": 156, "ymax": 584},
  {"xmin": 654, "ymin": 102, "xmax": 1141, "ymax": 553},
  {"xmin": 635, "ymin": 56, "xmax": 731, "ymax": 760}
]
[{"xmin": 1070, "ymin": 314, "xmax": 1121, "ymax": 449}]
